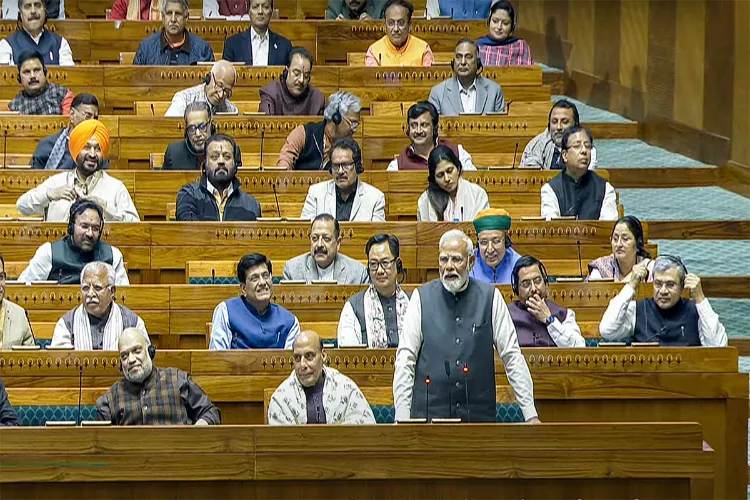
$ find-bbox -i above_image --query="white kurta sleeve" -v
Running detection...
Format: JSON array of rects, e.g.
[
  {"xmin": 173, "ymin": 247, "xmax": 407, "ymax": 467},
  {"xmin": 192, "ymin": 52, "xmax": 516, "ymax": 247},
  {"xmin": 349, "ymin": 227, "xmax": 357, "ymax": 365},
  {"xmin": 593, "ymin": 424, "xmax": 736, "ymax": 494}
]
[
  {"xmin": 393, "ymin": 289, "xmax": 423, "ymax": 421},
  {"xmin": 109, "ymin": 184, "xmax": 140, "ymax": 222},
  {"xmin": 425, "ymin": 0, "xmax": 439, "ymax": 17},
  {"xmin": 337, "ymin": 301, "xmax": 365, "ymax": 347},
  {"xmin": 589, "ymin": 146, "xmax": 598, "ymax": 169},
  {"xmin": 284, "ymin": 316, "xmax": 301, "ymax": 349},
  {"xmin": 547, "ymin": 308, "xmax": 585, "ymax": 347},
  {"xmin": 491, "ymin": 289, "xmax": 537, "ymax": 420},
  {"xmin": 18, "ymin": 242, "xmax": 53, "ymax": 283},
  {"xmin": 59, "ymin": 37, "xmax": 75, "ymax": 66},
  {"xmin": 112, "ymin": 247, "xmax": 130, "ymax": 285},
  {"xmin": 599, "ymin": 182, "xmax": 618, "ymax": 220},
  {"xmin": 209, "ymin": 302, "xmax": 232, "ymax": 350},
  {"xmin": 540, "ymin": 183, "xmax": 560, "ymax": 220},
  {"xmin": 51, "ymin": 317, "xmax": 73, "ymax": 347},
  {"xmin": 599, "ymin": 284, "xmax": 637, "ymax": 341},
  {"xmin": 0, "ymin": 39, "xmax": 12, "ymax": 65},
  {"xmin": 16, "ymin": 175, "xmax": 57, "ymax": 216},
  {"xmin": 695, "ymin": 299, "xmax": 728, "ymax": 347},
  {"xmin": 165, "ymin": 92, "xmax": 188, "ymax": 117},
  {"xmin": 457, "ymin": 145, "xmax": 476, "ymax": 170}
]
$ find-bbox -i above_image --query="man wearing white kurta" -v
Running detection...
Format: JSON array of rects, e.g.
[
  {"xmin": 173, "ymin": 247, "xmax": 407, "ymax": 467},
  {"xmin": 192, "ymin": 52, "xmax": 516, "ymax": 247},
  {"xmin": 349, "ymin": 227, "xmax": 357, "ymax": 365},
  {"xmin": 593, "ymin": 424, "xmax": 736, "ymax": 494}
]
[
  {"xmin": 268, "ymin": 330, "xmax": 376, "ymax": 425},
  {"xmin": 393, "ymin": 229, "xmax": 539, "ymax": 423}
]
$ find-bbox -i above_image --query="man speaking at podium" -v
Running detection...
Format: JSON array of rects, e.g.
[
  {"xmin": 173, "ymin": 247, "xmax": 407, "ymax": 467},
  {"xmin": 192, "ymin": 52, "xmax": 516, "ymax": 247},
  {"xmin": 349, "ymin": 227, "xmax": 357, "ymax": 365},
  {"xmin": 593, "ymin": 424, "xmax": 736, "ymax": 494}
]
[{"xmin": 393, "ymin": 229, "xmax": 539, "ymax": 423}]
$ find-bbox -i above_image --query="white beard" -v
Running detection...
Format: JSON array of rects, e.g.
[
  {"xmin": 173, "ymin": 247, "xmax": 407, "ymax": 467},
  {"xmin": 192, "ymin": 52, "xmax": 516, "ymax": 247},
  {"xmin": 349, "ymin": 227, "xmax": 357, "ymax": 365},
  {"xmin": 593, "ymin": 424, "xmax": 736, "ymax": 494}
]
[
  {"xmin": 124, "ymin": 356, "xmax": 153, "ymax": 384},
  {"xmin": 441, "ymin": 273, "xmax": 468, "ymax": 294}
]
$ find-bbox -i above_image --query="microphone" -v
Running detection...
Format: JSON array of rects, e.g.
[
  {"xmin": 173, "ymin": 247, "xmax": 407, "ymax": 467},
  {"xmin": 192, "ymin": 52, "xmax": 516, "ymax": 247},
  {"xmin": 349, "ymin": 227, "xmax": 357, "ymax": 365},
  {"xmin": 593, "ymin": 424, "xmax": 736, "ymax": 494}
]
[
  {"xmin": 460, "ymin": 206, "xmax": 464, "ymax": 222},
  {"xmin": 77, "ymin": 365, "xmax": 83, "ymax": 426},
  {"xmin": 444, "ymin": 360, "xmax": 452, "ymax": 418},
  {"xmin": 462, "ymin": 364, "xmax": 470, "ymax": 422},
  {"xmin": 576, "ymin": 239, "xmax": 583, "ymax": 278},
  {"xmin": 24, "ymin": 309, "xmax": 37, "ymax": 344},
  {"xmin": 272, "ymin": 182, "xmax": 282, "ymax": 218},
  {"xmin": 150, "ymin": 103, "xmax": 155, "ymax": 116},
  {"xmin": 511, "ymin": 142, "xmax": 519, "ymax": 168},
  {"xmin": 425, "ymin": 375, "xmax": 431, "ymax": 422},
  {"xmin": 211, "ymin": 268, "xmax": 216, "ymax": 285},
  {"xmin": 259, "ymin": 129, "xmax": 265, "ymax": 168},
  {"xmin": 400, "ymin": 102, "xmax": 404, "ymax": 116},
  {"xmin": 2, "ymin": 129, "xmax": 7, "ymax": 169},
  {"xmin": 378, "ymin": 53, "xmax": 381, "ymax": 66}
]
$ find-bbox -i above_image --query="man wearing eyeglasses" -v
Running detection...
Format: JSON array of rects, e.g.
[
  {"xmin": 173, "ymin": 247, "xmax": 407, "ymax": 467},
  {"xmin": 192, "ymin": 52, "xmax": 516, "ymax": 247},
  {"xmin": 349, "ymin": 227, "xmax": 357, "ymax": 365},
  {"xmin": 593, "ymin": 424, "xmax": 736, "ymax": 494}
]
[
  {"xmin": 365, "ymin": 0, "xmax": 433, "ymax": 66},
  {"xmin": 209, "ymin": 253, "xmax": 300, "ymax": 350},
  {"xmin": 165, "ymin": 60, "xmax": 238, "ymax": 117},
  {"xmin": 540, "ymin": 126, "xmax": 617, "ymax": 221},
  {"xmin": 0, "ymin": 253, "xmax": 35, "ymax": 350},
  {"xmin": 301, "ymin": 138, "xmax": 385, "ymax": 222},
  {"xmin": 163, "ymin": 101, "xmax": 243, "ymax": 171},
  {"xmin": 32, "ymin": 93, "xmax": 109, "ymax": 170},
  {"xmin": 277, "ymin": 91, "xmax": 361, "ymax": 170},
  {"xmin": 259, "ymin": 47, "xmax": 325, "ymax": 116},
  {"xmin": 600, "ymin": 255, "xmax": 727, "ymax": 347},
  {"xmin": 338, "ymin": 234, "xmax": 410, "ymax": 348}
]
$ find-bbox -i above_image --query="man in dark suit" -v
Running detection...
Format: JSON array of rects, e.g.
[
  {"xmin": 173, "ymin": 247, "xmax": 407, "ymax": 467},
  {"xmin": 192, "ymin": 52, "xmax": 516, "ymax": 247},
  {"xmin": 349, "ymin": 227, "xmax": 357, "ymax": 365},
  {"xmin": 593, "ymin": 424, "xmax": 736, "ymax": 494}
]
[
  {"xmin": 221, "ymin": 0, "xmax": 292, "ymax": 66},
  {"xmin": 31, "ymin": 93, "xmax": 109, "ymax": 170}
]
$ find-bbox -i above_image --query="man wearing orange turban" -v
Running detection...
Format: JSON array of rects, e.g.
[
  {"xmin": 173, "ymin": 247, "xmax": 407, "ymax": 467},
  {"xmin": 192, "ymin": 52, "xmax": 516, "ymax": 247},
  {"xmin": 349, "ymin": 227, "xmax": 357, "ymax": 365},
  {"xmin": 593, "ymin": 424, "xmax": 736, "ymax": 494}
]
[
  {"xmin": 16, "ymin": 119, "xmax": 139, "ymax": 222},
  {"xmin": 469, "ymin": 208, "xmax": 521, "ymax": 284}
]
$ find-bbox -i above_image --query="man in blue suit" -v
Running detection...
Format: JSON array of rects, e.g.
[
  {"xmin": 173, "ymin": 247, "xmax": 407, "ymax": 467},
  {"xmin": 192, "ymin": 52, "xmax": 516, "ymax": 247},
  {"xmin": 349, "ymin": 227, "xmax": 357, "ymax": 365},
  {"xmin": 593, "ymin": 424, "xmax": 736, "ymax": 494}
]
[{"xmin": 221, "ymin": 0, "xmax": 292, "ymax": 66}]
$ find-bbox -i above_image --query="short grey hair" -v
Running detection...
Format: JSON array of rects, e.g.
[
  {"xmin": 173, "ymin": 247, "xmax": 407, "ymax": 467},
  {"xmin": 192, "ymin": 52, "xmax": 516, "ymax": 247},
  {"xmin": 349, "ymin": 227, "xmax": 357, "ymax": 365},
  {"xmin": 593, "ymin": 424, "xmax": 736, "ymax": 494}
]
[
  {"xmin": 162, "ymin": 0, "xmax": 189, "ymax": 16},
  {"xmin": 439, "ymin": 229, "xmax": 474, "ymax": 255},
  {"xmin": 324, "ymin": 92, "xmax": 361, "ymax": 122},
  {"xmin": 184, "ymin": 101, "xmax": 212, "ymax": 122},
  {"xmin": 653, "ymin": 256, "xmax": 686, "ymax": 286},
  {"xmin": 80, "ymin": 261, "xmax": 116, "ymax": 286}
]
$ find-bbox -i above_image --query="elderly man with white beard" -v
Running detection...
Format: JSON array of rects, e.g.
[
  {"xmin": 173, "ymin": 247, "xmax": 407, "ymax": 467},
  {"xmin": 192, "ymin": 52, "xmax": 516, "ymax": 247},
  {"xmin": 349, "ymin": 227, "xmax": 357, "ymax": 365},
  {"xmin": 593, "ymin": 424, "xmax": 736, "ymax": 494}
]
[
  {"xmin": 96, "ymin": 328, "xmax": 221, "ymax": 425},
  {"xmin": 393, "ymin": 229, "xmax": 539, "ymax": 423}
]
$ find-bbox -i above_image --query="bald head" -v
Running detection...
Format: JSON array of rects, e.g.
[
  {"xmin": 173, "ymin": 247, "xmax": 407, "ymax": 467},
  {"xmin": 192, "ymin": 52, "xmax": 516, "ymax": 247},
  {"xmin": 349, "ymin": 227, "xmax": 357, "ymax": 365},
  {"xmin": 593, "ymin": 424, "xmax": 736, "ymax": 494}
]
[
  {"xmin": 206, "ymin": 60, "xmax": 237, "ymax": 106},
  {"xmin": 293, "ymin": 330, "xmax": 325, "ymax": 388},
  {"xmin": 119, "ymin": 328, "xmax": 153, "ymax": 384}
]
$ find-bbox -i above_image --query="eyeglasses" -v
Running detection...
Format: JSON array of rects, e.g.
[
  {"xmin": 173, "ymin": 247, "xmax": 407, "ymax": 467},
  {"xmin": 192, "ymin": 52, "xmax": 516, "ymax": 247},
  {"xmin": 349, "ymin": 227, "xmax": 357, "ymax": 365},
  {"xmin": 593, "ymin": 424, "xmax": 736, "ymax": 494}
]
[
  {"xmin": 187, "ymin": 122, "xmax": 209, "ymax": 135},
  {"xmin": 73, "ymin": 108, "xmax": 97, "ymax": 121},
  {"xmin": 386, "ymin": 19, "xmax": 408, "ymax": 29},
  {"xmin": 213, "ymin": 81, "xmax": 233, "ymax": 98},
  {"xmin": 246, "ymin": 271, "xmax": 271, "ymax": 284},
  {"xmin": 341, "ymin": 115, "xmax": 359, "ymax": 131},
  {"xmin": 75, "ymin": 221, "xmax": 102, "ymax": 235},
  {"xmin": 368, "ymin": 258, "xmax": 397, "ymax": 272},
  {"xmin": 566, "ymin": 141, "xmax": 592, "ymax": 151},
  {"xmin": 518, "ymin": 277, "xmax": 544, "ymax": 290},
  {"xmin": 653, "ymin": 280, "xmax": 679, "ymax": 292},
  {"xmin": 331, "ymin": 162, "xmax": 355, "ymax": 172}
]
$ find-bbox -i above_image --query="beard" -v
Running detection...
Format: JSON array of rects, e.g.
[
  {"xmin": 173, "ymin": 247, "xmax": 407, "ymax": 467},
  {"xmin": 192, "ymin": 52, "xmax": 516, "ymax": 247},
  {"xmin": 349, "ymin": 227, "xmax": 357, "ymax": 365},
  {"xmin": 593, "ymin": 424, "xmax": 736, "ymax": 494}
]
[
  {"xmin": 441, "ymin": 272, "xmax": 468, "ymax": 294},
  {"xmin": 124, "ymin": 355, "xmax": 153, "ymax": 384}
]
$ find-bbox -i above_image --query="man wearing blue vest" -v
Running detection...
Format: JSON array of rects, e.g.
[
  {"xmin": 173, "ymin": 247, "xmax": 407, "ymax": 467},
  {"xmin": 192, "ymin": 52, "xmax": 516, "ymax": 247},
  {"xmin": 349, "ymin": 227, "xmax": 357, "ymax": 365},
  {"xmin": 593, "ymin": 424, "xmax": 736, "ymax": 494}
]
[
  {"xmin": 209, "ymin": 253, "xmax": 301, "ymax": 350},
  {"xmin": 0, "ymin": 0, "xmax": 73, "ymax": 66}
]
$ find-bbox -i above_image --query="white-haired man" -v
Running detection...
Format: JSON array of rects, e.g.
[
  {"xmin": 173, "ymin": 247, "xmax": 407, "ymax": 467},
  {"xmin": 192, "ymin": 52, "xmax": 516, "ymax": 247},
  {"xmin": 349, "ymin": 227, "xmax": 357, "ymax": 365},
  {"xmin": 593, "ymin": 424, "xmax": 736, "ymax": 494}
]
[
  {"xmin": 96, "ymin": 328, "xmax": 221, "ymax": 425},
  {"xmin": 50, "ymin": 261, "xmax": 147, "ymax": 350},
  {"xmin": 393, "ymin": 229, "xmax": 539, "ymax": 423},
  {"xmin": 165, "ymin": 59, "xmax": 238, "ymax": 117},
  {"xmin": 276, "ymin": 91, "xmax": 361, "ymax": 170}
]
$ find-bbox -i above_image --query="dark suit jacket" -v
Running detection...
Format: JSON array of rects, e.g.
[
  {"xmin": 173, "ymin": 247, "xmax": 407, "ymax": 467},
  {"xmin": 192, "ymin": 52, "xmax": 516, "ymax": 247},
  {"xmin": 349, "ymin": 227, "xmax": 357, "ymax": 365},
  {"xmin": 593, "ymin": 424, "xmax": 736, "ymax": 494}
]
[
  {"xmin": 31, "ymin": 129, "xmax": 110, "ymax": 170},
  {"xmin": 221, "ymin": 29, "xmax": 292, "ymax": 66}
]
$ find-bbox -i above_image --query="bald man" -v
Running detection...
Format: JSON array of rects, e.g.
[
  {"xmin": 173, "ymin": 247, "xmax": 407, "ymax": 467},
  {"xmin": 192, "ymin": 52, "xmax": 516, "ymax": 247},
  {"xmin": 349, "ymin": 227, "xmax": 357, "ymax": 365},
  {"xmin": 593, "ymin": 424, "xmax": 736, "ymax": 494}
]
[
  {"xmin": 16, "ymin": 119, "xmax": 140, "ymax": 222},
  {"xmin": 96, "ymin": 328, "xmax": 221, "ymax": 425},
  {"xmin": 165, "ymin": 60, "xmax": 238, "ymax": 117},
  {"xmin": 268, "ymin": 331, "xmax": 375, "ymax": 425}
]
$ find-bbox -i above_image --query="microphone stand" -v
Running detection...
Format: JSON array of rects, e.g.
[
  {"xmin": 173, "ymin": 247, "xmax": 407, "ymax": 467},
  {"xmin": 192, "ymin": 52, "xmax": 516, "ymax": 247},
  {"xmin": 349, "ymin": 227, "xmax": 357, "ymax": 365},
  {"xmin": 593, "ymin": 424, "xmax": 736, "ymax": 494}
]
[
  {"xmin": 462, "ymin": 364, "xmax": 470, "ymax": 423},
  {"xmin": 425, "ymin": 375, "xmax": 431, "ymax": 422}
]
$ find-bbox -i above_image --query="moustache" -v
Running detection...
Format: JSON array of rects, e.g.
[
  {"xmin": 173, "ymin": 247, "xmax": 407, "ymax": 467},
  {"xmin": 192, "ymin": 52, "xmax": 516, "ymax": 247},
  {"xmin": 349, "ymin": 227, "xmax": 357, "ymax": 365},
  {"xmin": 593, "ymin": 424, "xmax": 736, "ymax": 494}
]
[{"xmin": 314, "ymin": 247, "xmax": 327, "ymax": 255}]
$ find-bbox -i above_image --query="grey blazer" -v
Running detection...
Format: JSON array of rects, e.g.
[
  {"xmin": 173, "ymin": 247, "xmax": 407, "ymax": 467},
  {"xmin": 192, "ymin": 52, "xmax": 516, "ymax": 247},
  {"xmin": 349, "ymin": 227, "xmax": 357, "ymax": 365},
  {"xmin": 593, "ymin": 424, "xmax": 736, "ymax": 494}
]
[
  {"xmin": 428, "ymin": 75, "xmax": 505, "ymax": 117},
  {"xmin": 282, "ymin": 252, "xmax": 369, "ymax": 285},
  {"xmin": 2, "ymin": 300, "xmax": 34, "ymax": 350}
]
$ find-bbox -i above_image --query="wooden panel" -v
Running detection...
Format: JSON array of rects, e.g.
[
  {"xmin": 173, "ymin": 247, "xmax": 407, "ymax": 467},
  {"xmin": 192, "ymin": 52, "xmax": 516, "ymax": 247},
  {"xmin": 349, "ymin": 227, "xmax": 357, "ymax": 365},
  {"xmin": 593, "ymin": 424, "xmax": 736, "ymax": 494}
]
[
  {"xmin": 673, "ymin": 0, "xmax": 705, "ymax": 130},
  {"xmin": 701, "ymin": 0, "xmax": 735, "ymax": 138},
  {"xmin": 732, "ymin": 0, "xmax": 749, "ymax": 168}
]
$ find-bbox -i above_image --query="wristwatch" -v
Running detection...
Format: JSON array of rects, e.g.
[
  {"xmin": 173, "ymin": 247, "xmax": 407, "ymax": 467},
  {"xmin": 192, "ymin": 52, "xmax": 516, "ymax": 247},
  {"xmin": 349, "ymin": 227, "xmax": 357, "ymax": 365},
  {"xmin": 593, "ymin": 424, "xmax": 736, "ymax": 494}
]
[{"xmin": 545, "ymin": 315, "xmax": 555, "ymax": 326}]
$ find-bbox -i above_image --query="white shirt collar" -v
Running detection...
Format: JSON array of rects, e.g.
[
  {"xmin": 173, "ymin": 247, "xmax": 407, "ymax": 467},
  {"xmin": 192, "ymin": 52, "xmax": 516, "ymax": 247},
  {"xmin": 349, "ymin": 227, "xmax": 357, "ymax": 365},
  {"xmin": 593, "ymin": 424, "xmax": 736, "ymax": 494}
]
[
  {"xmin": 206, "ymin": 181, "xmax": 234, "ymax": 199},
  {"xmin": 251, "ymin": 28, "xmax": 269, "ymax": 42},
  {"xmin": 458, "ymin": 78, "xmax": 477, "ymax": 93},
  {"xmin": 25, "ymin": 29, "xmax": 44, "ymax": 43}
]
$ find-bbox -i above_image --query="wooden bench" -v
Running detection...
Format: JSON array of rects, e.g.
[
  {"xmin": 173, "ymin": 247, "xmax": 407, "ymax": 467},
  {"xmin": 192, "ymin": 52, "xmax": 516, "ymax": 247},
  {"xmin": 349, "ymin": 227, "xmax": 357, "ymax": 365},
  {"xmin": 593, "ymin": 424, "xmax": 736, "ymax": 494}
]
[
  {"xmin": 1, "ymin": 347, "xmax": 741, "ymax": 498},
  {"xmin": 149, "ymin": 152, "xmax": 282, "ymax": 169},
  {"xmin": 346, "ymin": 52, "xmax": 454, "ymax": 66},
  {"xmin": 134, "ymin": 100, "xmax": 261, "ymax": 116},
  {"xmin": 370, "ymin": 100, "xmax": 553, "ymax": 117}
]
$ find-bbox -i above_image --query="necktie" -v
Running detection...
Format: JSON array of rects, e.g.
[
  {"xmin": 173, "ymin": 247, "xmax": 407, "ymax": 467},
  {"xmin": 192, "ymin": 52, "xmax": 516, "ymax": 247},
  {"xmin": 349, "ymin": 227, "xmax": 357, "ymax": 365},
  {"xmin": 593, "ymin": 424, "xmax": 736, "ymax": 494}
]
[
  {"xmin": 550, "ymin": 148, "xmax": 562, "ymax": 170},
  {"xmin": 45, "ymin": 129, "xmax": 69, "ymax": 170}
]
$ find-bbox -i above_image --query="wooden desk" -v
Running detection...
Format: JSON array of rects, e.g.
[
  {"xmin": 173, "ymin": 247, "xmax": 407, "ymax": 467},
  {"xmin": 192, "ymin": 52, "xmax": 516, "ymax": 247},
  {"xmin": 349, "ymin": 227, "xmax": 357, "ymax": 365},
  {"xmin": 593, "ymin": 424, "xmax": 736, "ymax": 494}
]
[
  {"xmin": 0, "ymin": 63, "xmax": 548, "ymax": 112},
  {"xmin": 0, "ymin": 424, "xmax": 714, "ymax": 499},
  {"xmin": 1, "ymin": 347, "xmax": 743, "ymax": 498}
]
